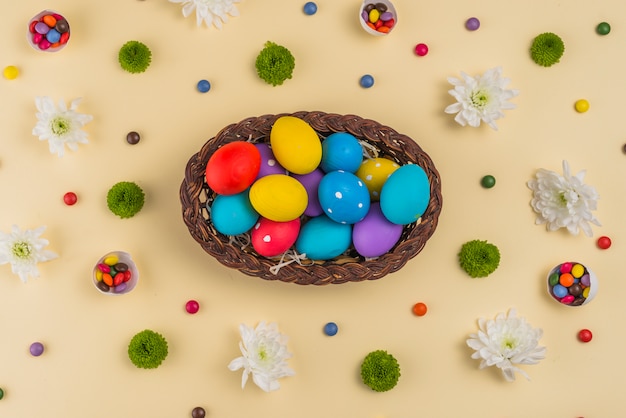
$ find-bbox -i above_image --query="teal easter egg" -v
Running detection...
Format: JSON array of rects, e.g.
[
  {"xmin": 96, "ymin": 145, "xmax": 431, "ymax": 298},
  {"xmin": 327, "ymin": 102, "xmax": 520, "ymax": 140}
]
[
  {"xmin": 295, "ymin": 215, "xmax": 352, "ymax": 260},
  {"xmin": 380, "ymin": 164, "xmax": 430, "ymax": 225},
  {"xmin": 210, "ymin": 189, "xmax": 259, "ymax": 235}
]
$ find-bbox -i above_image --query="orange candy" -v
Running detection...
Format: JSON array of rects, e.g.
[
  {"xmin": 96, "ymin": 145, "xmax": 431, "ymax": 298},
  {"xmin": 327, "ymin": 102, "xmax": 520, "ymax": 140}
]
[
  {"xmin": 412, "ymin": 302, "xmax": 428, "ymax": 316},
  {"xmin": 559, "ymin": 273, "xmax": 574, "ymax": 287},
  {"xmin": 102, "ymin": 273, "xmax": 113, "ymax": 286},
  {"xmin": 42, "ymin": 14, "xmax": 57, "ymax": 28}
]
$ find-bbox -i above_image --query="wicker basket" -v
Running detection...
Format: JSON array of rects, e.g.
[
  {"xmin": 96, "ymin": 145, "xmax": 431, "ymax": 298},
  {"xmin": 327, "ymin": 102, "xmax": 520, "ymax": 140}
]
[{"xmin": 180, "ymin": 111, "xmax": 442, "ymax": 285}]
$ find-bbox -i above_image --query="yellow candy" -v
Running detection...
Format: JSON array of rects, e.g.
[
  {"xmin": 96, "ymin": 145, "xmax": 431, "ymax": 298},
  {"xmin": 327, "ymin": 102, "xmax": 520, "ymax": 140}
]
[
  {"xmin": 571, "ymin": 263, "xmax": 585, "ymax": 278},
  {"xmin": 270, "ymin": 116, "xmax": 322, "ymax": 175},
  {"xmin": 103, "ymin": 255, "xmax": 119, "ymax": 265},
  {"xmin": 95, "ymin": 269, "xmax": 103, "ymax": 282},
  {"xmin": 575, "ymin": 99, "xmax": 589, "ymax": 113},
  {"xmin": 355, "ymin": 157, "xmax": 400, "ymax": 201},
  {"xmin": 3, "ymin": 65, "xmax": 19, "ymax": 80},
  {"xmin": 249, "ymin": 174, "xmax": 308, "ymax": 222},
  {"xmin": 582, "ymin": 287, "xmax": 590, "ymax": 298},
  {"xmin": 369, "ymin": 9, "xmax": 380, "ymax": 23}
]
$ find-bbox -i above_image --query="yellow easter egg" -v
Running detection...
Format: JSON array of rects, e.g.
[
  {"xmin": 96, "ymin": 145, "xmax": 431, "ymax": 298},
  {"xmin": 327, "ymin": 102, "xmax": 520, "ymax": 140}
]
[
  {"xmin": 270, "ymin": 116, "xmax": 322, "ymax": 175},
  {"xmin": 355, "ymin": 157, "xmax": 400, "ymax": 201},
  {"xmin": 249, "ymin": 174, "xmax": 308, "ymax": 222}
]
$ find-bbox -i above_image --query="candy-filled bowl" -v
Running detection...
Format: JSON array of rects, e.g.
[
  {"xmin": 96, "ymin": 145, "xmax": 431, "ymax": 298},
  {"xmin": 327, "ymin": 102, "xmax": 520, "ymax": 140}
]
[
  {"xmin": 547, "ymin": 261, "xmax": 598, "ymax": 307},
  {"xmin": 180, "ymin": 111, "xmax": 442, "ymax": 285},
  {"xmin": 92, "ymin": 251, "xmax": 139, "ymax": 295},
  {"xmin": 359, "ymin": 0, "xmax": 397, "ymax": 36},
  {"xmin": 27, "ymin": 10, "xmax": 71, "ymax": 52}
]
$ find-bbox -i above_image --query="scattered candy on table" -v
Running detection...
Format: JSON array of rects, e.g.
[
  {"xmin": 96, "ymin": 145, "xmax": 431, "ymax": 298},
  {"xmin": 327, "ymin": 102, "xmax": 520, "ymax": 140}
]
[
  {"xmin": 596, "ymin": 21, "xmax": 611, "ymax": 35},
  {"xmin": 191, "ymin": 406, "xmax": 206, "ymax": 418},
  {"xmin": 578, "ymin": 329, "xmax": 593, "ymax": 342},
  {"xmin": 197, "ymin": 79, "xmax": 211, "ymax": 93},
  {"xmin": 547, "ymin": 262, "xmax": 597, "ymax": 306},
  {"xmin": 63, "ymin": 192, "xmax": 77, "ymax": 206},
  {"xmin": 28, "ymin": 11, "xmax": 70, "ymax": 52},
  {"xmin": 0, "ymin": 387, "xmax": 4, "ymax": 400},
  {"xmin": 480, "ymin": 175, "xmax": 496, "ymax": 188},
  {"xmin": 414, "ymin": 43, "xmax": 428, "ymax": 57},
  {"xmin": 360, "ymin": 74, "xmax": 374, "ymax": 88},
  {"xmin": 412, "ymin": 302, "xmax": 428, "ymax": 316},
  {"xmin": 324, "ymin": 322, "xmax": 338, "ymax": 336},
  {"xmin": 126, "ymin": 131, "xmax": 141, "ymax": 145},
  {"xmin": 597, "ymin": 235, "xmax": 611, "ymax": 249},
  {"xmin": 185, "ymin": 300, "xmax": 200, "ymax": 314},
  {"xmin": 303, "ymin": 2, "xmax": 317, "ymax": 15},
  {"xmin": 29, "ymin": 342, "xmax": 44, "ymax": 357},
  {"xmin": 360, "ymin": 2, "xmax": 396, "ymax": 35},
  {"xmin": 575, "ymin": 99, "xmax": 589, "ymax": 113},
  {"xmin": 3, "ymin": 66, "xmax": 19, "ymax": 80},
  {"xmin": 465, "ymin": 17, "xmax": 480, "ymax": 31}
]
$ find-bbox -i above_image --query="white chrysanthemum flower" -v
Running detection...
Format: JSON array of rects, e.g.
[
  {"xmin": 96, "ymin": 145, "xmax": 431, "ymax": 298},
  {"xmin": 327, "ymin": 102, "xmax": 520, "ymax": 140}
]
[
  {"xmin": 32, "ymin": 96, "xmax": 93, "ymax": 157},
  {"xmin": 527, "ymin": 160, "xmax": 600, "ymax": 237},
  {"xmin": 0, "ymin": 225, "xmax": 58, "ymax": 283},
  {"xmin": 466, "ymin": 308, "xmax": 546, "ymax": 382},
  {"xmin": 227, "ymin": 321, "xmax": 295, "ymax": 392},
  {"xmin": 444, "ymin": 66, "xmax": 519, "ymax": 130},
  {"xmin": 170, "ymin": 0, "xmax": 240, "ymax": 29}
]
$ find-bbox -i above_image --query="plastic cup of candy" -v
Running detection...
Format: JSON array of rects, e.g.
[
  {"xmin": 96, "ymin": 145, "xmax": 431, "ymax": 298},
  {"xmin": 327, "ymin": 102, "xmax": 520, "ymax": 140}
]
[
  {"xmin": 359, "ymin": 0, "xmax": 397, "ymax": 36},
  {"xmin": 27, "ymin": 10, "xmax": 71, "ymax": 52},
  {"xmin": 547, "ymin": 261, "xmax": 598, "ymax": 307},
  {"xmin": 93, "ymin": 251, "xmax": 139, "ymax": 295}
]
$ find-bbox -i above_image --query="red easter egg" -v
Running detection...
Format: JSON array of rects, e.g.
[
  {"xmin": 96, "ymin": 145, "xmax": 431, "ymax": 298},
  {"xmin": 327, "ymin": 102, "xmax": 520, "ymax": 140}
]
[
  {"xmin": 205, "ymin": 141, "xmax": 261, "ymax": 195},
  {"xmin": 251, "ymin": 217, "xmax": 301, "ymax": 258}
]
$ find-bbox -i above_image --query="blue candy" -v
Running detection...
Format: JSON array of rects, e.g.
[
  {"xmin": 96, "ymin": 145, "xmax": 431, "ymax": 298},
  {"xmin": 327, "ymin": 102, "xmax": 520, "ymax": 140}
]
[
  {"xmin": 303, "ymin": 2, "xmax": 317, "ymax": 15},
  {"xmin": 197, "ymin": 79, "xmax": 211, "ymax": 93}
]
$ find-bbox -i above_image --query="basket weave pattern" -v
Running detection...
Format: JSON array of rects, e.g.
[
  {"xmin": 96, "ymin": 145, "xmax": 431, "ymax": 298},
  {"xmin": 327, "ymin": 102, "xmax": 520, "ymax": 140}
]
[{"xmin": 180, "ymin": 111, "xmax": 442, "ymax": 285}]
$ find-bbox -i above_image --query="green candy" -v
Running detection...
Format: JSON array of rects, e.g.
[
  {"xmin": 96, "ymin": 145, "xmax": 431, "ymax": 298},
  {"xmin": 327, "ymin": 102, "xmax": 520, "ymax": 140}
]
[
  {"xmin": 596, "ymin": 22, "xmax": 611, "ymax": 35},
  {"xmin": 481, "ymin": 175, "xmax": 496, "ymax": 189},
  {"xmin": 549, "ymin": 272, "xmax": 560, "ymax": 287}
]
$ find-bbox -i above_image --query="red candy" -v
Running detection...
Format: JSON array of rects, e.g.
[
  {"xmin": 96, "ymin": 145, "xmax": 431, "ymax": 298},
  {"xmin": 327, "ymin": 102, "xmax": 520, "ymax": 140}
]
[
  {"xmin": 186, "ymin": 300, "xmax": 200, "ymax": 314},
  {"xmin": 412, "ymin": 302, "xmax": 428, "ymax": 316},
  {"xmin": 597, "ymin": 236, "xmax": 611, "ymax": 249},
  {"xmin": 63, "ymin": 192, "xmax": 77, "ymax": 205},
  {"xmin": 578, "ymin": 329, "xmax": 593, "ymax": 342}
]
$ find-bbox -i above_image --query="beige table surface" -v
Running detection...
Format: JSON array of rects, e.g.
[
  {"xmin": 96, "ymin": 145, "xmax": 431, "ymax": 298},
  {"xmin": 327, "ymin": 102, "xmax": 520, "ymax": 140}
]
[{"xmin": 1, "ymin": 0, "xmax": 624, "ymax": 417}]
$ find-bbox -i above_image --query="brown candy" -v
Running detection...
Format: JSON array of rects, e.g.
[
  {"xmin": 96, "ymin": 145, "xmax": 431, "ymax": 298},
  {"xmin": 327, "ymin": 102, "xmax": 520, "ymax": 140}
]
[
  {"xmin": 126, "ymin": 131, "xmax": 140, "ymax": 145},
  {"xmin": 375, "ymin": 2, "xmax": 388, "ymax": 12},
  {"xmin": 114, "ymin": 262, "xmax": 129, "ymax": 272},
  {"xmin": 191, "ymin": 407, "xmax": 206, "ymax": 418},
  {"xmin": 96, "ymin": 281, "xmax": 110, "ymax": 292}
]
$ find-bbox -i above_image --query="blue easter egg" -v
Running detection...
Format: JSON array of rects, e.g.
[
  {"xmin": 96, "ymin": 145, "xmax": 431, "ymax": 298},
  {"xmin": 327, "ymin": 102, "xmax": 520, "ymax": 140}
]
[
  {"xmin": 210, "ymin": 189, "xmax": 259, "ymax": 235},
  {"xmin": 320, "ymin": 132, "xmax": 364, "ymax": 173},
  {"xmin": 380, "ymin": 164, "xmax": 430, "ymax": 225},
  {"xmin": 295, "ymin": 215, "xmax": 352, "ymax": 260},
  {"xmin": 318, "ymin": 170, "xmax": 370, "ymax": 224}
]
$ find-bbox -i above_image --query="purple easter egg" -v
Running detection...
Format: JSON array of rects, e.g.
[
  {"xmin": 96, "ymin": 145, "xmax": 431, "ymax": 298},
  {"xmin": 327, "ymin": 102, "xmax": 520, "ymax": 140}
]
[
  {"xmin": 255, "ymin": 143, "xmax": 287, "ymax": 179},
  {"xmin": 292, "ymin": 168, "xmax": 324, "ymax": 217},
  {"xmin": 353, "ymin": 202, "xmax": 403, "ymax": 258}
]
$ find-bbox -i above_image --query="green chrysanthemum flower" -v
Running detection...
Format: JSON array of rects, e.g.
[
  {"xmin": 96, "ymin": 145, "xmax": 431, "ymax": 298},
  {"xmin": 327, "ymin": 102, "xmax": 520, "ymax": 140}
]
[
  {"xmin": 360, "ymin": 350, "xmax": 401, "ymax": 392},
  {"xmin": 119, "ymin": 41, "xmax": 152, "ymax": 74},
  {"xmin": 128, "ymin": 329, "xmax": 168, "ymax": 369},
  {"xmin": 255, "ymin": 41, "xmax": 295, "ymax": 86},
  {"xmin": 107, "ymin": 181, "xmax": 145, "ymax": 219},
  {"xmin": 530, "ymin": 32, "xmax": 565, "ymax": 67},
  {"xmin": 458, "ymin": 239, "xmax": 501, "ymax": 278}
]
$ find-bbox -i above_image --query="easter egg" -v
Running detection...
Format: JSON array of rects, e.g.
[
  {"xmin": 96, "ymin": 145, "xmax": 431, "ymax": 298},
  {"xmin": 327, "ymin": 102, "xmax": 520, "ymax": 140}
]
[
  {"xmin": 380, "ymin": 164, "xmax": 430, "ymax": 225},
  {"xmin": 318, "ymin": 170, "xmax": 370, "ymax": 224},
  {"xmin": 270, "ymin": 116, "xmax": 322, "ymax": 175},
  {"xmin": 320, "ymin": 132, "xmax": 364, "ymax": 173},
  {"xmin": 292, "ymin": 169, "xmax": 324, "ymax": 217},
  {"xmin": 255, "ymin": 143, "xmax": 287, "ymax": 179},
  {"xmin": 295, "ymin": 215, "xmax": 352, "ymax": 260},
  {"xmin": 205, "ymin": 141, "xmax": 261, "ymax": 195},
  {"xmin": 210, "ymin": 189, "xmax": 259, "ymax": 235},
  {"xmin": 249, "ymin": 174, "xmax": 308, "ymax": 222},
  {"xmin": 356, "ymin": 157, "xmax": 400, "ymax": 201},
  {"xmin": 251, "ymin": 217, "xmax": 301, "ymax": 258},
  {"xmin": 353, "ymin": 203, "xmax": 403, "ymax": 258}
]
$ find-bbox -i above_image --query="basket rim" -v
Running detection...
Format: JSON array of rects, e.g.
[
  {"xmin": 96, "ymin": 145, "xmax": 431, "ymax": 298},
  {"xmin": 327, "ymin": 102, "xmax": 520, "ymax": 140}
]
[{"xmin": 180, "ymin": 111, "xmax": 442, "ymax": 285}]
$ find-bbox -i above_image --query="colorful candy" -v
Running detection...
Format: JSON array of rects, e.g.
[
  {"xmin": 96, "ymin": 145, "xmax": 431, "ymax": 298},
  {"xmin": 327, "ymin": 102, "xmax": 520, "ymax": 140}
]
[
  {"xmin": 30, "ymin": 342, "xmax": 44, "ymax": 357},
  {"xmin": 186, "ymin": 300, "xmax": 200, "ymax": 314},
  {"xmin": 3, "ymin": 65, "xmax": 19, "ymax": 80},
  {"xmin": 414, "ymin": 43, "xmax": 429, "ymax": 57},
  {"xmin": 359, "ymin": 74, "xmax": 374, "ymax": 88},
  {"xmin": 63, "ymin": 192, "xmax": 77, "ymax": 205},
  {"xmin": 28, "ymin": 11, "xmax": 70, "ymax": 52},
  {"xmin": 596, "ymin": 22, "xmax": 611, "ymax": 35},
  {"xmin": 197, "ymin": 79, "xmax": 211, "ymax": 93},
  {"xmin": 547, "ymin": 262, "xmax": 597, "ymax": 306},
  {"xmin": 94, "ymin": 253, "xmax": 135, "ymax": 294},
  {"xmin": 126, "ymin": 131, "xmax": 141, "ymax": 145},
  {"xmin": 361, "ymin": 2, "xmax": 396, "ymax": 34},
  {"xmin": 575, "ymin": 99, "xmax": 590, "ymax": 113},
  {"xmin": 412, "ymin": 302, "xmax": 428, "ymax": 316},
  {"xmin": 597, "ymin": 235, "xmax": 611, "ymax": 249},
  {"xmin": 324, "ymin": 322, "xmax": 338, "ymax": 336},
  {"xmin": 480, "ymin": 175, "xmax": 496, "ymax": 188},
  {"xmin": 578, "ymin": 329, "xmax": 593, "ymax": 342},
  {"xmin": 465, "ymin": 17, "xmax": 480, "ymax": 31},
  {"xmin": 303, "ymin": 2, "xmax": 318, "ymax": 15}
]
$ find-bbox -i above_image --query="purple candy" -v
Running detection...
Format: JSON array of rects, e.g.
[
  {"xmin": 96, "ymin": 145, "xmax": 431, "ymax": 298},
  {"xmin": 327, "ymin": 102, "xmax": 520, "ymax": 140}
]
[
  {"xmin": 380, "ymin": 12, "xmax": 393, "ymax": 21},
  {"xmin": 361, "ymin": 10, "xmax": 368, "ymax": 21},
  {"xmin": 580, "ymin": 274, "xmax": 591, "ymax": 287},
  {"xmin": 35, "ymin": 22, "xmax": 50, "ymax": 34},
  {"xmin": 465, "ymin": 17, "xmax": 480, "ymax": 31},
  {"xmin": 30, "ymin": 342, "xmax": 44, "ymax": 356},
  {"xmin": 114, "ymin": 283, "xmax": 127, "ymax": 293}
]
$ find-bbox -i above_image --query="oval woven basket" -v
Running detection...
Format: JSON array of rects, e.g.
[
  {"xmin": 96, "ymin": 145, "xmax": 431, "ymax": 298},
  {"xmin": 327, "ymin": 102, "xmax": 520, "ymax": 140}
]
[{"xmin": 180, "ymin": 111, "xmax": 442, "ymax": 285}]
